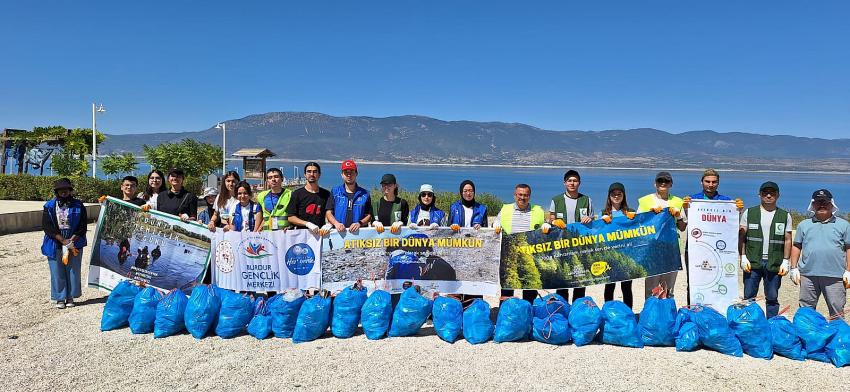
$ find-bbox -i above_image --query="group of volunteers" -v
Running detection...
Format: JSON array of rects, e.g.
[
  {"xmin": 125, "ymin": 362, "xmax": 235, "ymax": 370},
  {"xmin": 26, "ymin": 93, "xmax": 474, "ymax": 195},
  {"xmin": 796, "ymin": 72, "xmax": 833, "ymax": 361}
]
[{"xmin": 42, "ymin": 161, "xmax": 850, "ymax": 320}]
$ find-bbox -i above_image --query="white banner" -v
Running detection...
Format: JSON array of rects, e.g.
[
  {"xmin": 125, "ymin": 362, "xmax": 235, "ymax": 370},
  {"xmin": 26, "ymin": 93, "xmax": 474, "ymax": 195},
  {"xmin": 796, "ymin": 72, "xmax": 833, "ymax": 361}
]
[
  {"xmin": 212, "ymin": 229, "xmax": 321, "ymax": 292},
  {"xmin": 686, "ymin": 199, "xmax": 740, "ymax": 311}
]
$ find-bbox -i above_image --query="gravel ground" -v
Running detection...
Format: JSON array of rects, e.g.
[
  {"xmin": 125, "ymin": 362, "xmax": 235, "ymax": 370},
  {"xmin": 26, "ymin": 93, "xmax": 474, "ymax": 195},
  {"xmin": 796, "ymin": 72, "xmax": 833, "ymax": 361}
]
[{"xmin": 0, "ymin": 225, "xmax": 846, "ymax": 392}]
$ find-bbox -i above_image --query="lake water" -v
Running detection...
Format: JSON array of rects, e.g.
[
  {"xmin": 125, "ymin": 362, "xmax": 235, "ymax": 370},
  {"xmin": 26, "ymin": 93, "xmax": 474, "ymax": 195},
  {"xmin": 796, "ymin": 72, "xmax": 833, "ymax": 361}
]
[{"xmin": 45, "ymin": 159, "xmax": 850, "ymax": 213}]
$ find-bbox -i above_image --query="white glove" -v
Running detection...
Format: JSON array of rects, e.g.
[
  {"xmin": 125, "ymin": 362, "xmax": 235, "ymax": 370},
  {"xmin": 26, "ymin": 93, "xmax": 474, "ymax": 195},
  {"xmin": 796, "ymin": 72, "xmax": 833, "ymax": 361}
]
[
  {"xmin": 373, "ymin": 221, "xmax": 385, "ymax": 233},
  {"xmin": 843, "ymin": 270, "xmax": 850, "ymax": 288},
  {"xmin": 789, "ymin": 268, "xmax": 800, "ymax": 285},
  {"xmin": 429, "ymin": 223, "xmax": 439, "ymax": 229},
  {"xmin": 740, "ymin": 255, "xmax": 751, "ymax": 273},
  {"xmin": 540, "ymin": 222, "xmax": 552, "ymax": 234},
  {"xmin": 408, "ymin": 222, "xmax": 418, "ymax": 229},
  {"xmin": 778, "ymin": 259, "xmax": 790, "ymax": 276},
  {"xmin": 305, "ymin": 222, "xmax": 319, "ymax": 234}
]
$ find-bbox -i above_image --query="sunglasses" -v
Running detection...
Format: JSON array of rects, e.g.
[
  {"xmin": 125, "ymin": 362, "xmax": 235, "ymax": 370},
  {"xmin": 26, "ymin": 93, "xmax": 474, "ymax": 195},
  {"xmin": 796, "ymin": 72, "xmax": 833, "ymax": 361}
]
[
  {"xmin": 420, "ymin": 192, "xmax": 434, "ymax": 197},
  {"xmin": 656, "ymin": 179, "xmax": 671, "ymax": 185}
]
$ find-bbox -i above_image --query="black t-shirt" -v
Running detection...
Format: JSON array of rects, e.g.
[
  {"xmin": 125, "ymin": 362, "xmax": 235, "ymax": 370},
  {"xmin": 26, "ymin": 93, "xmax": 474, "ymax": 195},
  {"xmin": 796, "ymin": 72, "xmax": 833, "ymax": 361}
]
[
  {"xmin": 157, "ymin": 188, "xmax": 198, "ymax": 219},
  {"xmin": 285, "ymin": 186, "xmax": 330, "ymax": 229},
  {"xmin": 376, "ymin": 198, "xmax": 409, "ymax": 226},
  {"xmin": 123, "ymin": 197, "xmax": 146, "ymax": 207}
]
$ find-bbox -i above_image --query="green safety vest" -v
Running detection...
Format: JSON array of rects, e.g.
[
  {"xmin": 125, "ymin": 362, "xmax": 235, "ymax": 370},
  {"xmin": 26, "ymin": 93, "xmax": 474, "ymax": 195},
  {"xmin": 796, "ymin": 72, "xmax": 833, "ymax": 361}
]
[
  {"xmin": 499, "ymin": 204, "xmax": 545, "ymax": 234},
  {"xmin": 551, "ymin": 193, "xmax": 590, "ymax": 222},
  {"xmin": 257, "ymin": 189, "xmax": 292, "ymax": 230},
  {"xmin": 372, "ymin": 198, "xmax": 404, "ymax": 224},
  {"xmin": 744, "ymin": 206, "xmax": 788, "ymax": 272}
]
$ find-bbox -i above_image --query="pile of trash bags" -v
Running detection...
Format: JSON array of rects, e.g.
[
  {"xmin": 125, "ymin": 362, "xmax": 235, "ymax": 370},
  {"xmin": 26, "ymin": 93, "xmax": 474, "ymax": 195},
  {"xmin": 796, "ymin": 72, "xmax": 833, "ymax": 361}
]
[{"xmin": 100, "ymin": 281, "xmax": 850, "ymax": 367}]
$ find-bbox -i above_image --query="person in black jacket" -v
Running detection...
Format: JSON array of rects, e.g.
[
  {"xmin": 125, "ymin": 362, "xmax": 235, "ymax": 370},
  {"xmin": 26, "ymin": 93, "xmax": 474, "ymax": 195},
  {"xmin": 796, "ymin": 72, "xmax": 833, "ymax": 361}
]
[
  {"xmin": 156, "ymin": 168, "xmax": 197, "ymax": 220},
  {"xmin": 41, "ymin": 178, "xmax": 88, "ymax": 309}
]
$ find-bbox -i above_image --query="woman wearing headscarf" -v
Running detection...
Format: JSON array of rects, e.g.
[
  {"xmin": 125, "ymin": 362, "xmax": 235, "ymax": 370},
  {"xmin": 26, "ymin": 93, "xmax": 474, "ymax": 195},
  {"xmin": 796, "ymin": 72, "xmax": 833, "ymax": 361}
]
[
  {"xmin": 408, "ymin": 184, "xmax": 446, "ymax": 228},
  {"xmin": 448, "ymin": 179, "xmax": 488, "ymax": 231}
]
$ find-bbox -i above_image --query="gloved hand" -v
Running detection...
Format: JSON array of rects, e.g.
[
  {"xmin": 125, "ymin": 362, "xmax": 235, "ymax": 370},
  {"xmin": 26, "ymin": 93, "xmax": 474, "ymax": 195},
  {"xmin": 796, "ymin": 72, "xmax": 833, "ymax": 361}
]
[
  {"xmin": 651, "ymin": 206, "xmax": 664, "ymax": 214},
  {"xmin": 98, "ymin": 195, "xmax": 108, "ymax": 203},
  {"xmin": 318, "ymin": 224, "xmax": 332, "ymax": 236},
  {"xmin": 305, "ymin": 222, "xmax": 319, "ymax": 234},
  {"xmin": 778, "ymin": 259, "xmax": 790, "ymax": 276},
  {"xmin": 682, "ymin": 196, "xmax": 691, "ymax": 208},
  {"xmin": 669, "ymin": 207, "xmax": 681, "ymax": 217},
  {"xmin": 429, "ymin": 223, "xmax": 439, "ymax": 229},
  {"xmin": 789, "ymin": 268, "xmax": 800, "ymax": 285},
  {"xmin": 408, "ymin": 222, "xmax": 418, "ymax": 229},
  {"xmin": 735, "ymin": 198, "xmax": 744, "ymax": 210},
  {"xmin": 625, "ymin": 211, "xmax": 636, "ymax": 220},
  {"xmin": 180, "ymin": 213, "xmax": 190, "ymax": 222},
  {"xmin": 373, "ymin": 221, "xmax": 385, "ymax": 233},
  {"xmin": 450, "ymin": 224, "xmax": 460, "ymax": 232},
  {"xmin": 493, "ymin": 223, "xmax": 502, "ymax": 234},
  {"xmin": 843, "ymin": 270, "xmax": 850, "ymax": 289},
  {"xmin": 601, "ymin": 215, "xmax": 612, "ymax": 224},
  {"xmin": 540, "ymin": 222, "xmax": 552, "ymax": 234},
  {"xmin": 552, "ymin": 219, "xmax": 566, "ymax": 229},
  {"xmin": 390, "ymin": 221, "xmax": 403, "ymax": 234},
  {"xmin": 141, "ymin": 204, "xmax": 152, "ymax": 212},
  {"xmin": 740, "ymin": 255, "xmax": 751, "ymax": 273}
]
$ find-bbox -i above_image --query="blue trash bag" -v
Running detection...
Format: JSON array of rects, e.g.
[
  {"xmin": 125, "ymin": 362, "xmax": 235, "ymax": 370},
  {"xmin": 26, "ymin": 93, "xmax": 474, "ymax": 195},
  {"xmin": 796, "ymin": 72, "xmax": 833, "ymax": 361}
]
[
  {"xmin": 727, "ymin": 302, "xmax": 773, "ymax": 359},
  {"xmin": 361, "ymin": 290, "xmax": 393, "ymax": 340},
  {"xmin": 793, "ymin": 307, "xmax": 838, "ymax": 362},
  {"xmin": 154, "ymin": 289, "xmax": 189, "ymax": 338},
  {"xmin": 463, "ymin": 299, "xmax": 494, "ymax": 344},
  {"xmin": 432, "ymin": 296, "xmax": 463, "ymax": 343},
  {"xmin": 601, "ymin": 300, "xmax": 644, "ymax": 348},
  {"xmin": 389, "ymin": 287, "xmax": 433, "ymax": 337},
  {"xmin": 270, "ymin": 289, "xmax": 306, "ymax": 338},
  {"xmin": 292, "ymin": 294, "xmax": 332, "ymax": 343},
  {"xmin": 690, "ymin": 306, "xmax": 743, "ymax": 357},
  {"xmin": 129, "ymin": 286, "xmax": 163, "ymax": 334},
  {"xmin": 532, "ymin": 294, "xmax": 571, "ymax": 345},
  {"xmin": 767, "ymin": 315, "xmax": 806, "ymax": 361},
  {"xmin": 826, "ymin": 319, "xmax": 850, "ymax": 368},
  {"xmin": 215, "ymin": 290, "xmax": 254, "ymax": 339},
  {"xmin": 494, "ymin": 297, "xmax": 533, "ymax": 343},
  {"xmin": 675, "ymin": 321, "xmax": 700, "ymax": 352},
  {"xmin": 247, "ymin": 297, "xmax": 273, "ymax": 340},
  {"xmin": 568, "ymin": 297, "xmax": 602, "ymax": 346},
  {"xmin": 184, "ymin": 285, "xmax": 222, "ymax": 339},
  {"xmin": 331, "ymin": 285, "xmax": 368, "ymax": 339},
  {"xmin": 101, "ymin": 280, "xmax": 142, "ymax": 331},
  {"xmin": 639, "ymin": 296, "xmax": 677, "ymax": 346}
]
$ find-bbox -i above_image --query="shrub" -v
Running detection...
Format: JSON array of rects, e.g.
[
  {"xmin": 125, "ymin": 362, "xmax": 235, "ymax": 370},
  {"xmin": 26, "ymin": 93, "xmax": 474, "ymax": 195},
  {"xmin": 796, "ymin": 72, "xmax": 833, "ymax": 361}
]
[{"xmin": 0, "ymin": 174, "xmax": 203, "ymax": 203}]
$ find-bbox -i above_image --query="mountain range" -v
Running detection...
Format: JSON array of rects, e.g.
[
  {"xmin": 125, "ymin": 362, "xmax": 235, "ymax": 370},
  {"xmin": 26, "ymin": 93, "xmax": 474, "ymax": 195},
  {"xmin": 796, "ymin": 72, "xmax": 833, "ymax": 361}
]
[{"xmin": 100, "ymin": 112, "xmax": 850, "ymax": 171}]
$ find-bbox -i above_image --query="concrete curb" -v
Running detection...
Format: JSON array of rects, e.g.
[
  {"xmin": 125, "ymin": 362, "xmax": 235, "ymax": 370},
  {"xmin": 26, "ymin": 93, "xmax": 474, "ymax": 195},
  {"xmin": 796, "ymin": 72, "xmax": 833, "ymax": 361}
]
[{"xmin": 0, "ymin": 204, "xmax": 101, "ymax": 235}]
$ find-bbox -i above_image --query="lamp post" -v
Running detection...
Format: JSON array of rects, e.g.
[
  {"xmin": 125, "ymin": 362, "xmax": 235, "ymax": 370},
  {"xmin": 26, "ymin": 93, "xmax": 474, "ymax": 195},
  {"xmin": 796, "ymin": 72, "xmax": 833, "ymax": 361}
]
[
  {"xmin": 215, "ymin": 122, "xmax": 226, "ymax": 175},
  {"xmin": 91, "ymin": 103, "xmax": 105, "ymax": 178}
]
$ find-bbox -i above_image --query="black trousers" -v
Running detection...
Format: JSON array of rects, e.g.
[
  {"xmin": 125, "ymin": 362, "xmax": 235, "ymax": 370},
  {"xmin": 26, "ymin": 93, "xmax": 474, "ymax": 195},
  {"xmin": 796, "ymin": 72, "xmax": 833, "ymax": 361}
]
[
  {"xmin": 555, "ymin": 288, "xmax": 585, "ymax": 303},
  {"xmin": 500, "ymin": 289, "xmax": 539, "ymax": 304},
  {"xmin": 604, "ymin": 281, "xmax": 634, "ymax": 308}
]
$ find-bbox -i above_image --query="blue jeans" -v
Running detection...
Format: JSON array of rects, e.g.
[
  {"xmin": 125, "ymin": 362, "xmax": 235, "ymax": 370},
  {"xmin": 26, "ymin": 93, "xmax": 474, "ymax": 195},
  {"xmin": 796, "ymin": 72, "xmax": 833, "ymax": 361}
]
[
  {"xmin": 743, "ymin": 261, "xmax": 781, "ymax": 318},
  {"xmin": 48, "ymin": 248, "xmax": 83, "ymax": 301}
]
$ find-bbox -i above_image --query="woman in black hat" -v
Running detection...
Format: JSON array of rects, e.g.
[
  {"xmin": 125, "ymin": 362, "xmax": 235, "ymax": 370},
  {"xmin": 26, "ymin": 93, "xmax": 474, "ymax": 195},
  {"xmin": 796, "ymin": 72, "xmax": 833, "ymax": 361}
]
[
  {"xmin": 600, "ymin": 182, "xmax": 635, "ymax": 308},
  {"xmin": 41, "ymin": 178, "xmax": 88, "ymax": 309}
]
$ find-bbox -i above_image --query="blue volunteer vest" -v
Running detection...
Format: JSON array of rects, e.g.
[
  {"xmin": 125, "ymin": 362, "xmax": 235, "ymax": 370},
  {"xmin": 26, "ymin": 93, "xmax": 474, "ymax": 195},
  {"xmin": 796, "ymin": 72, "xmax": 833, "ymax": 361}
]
[
  {"xmin": 330, "ymin": 184, "xmax": 370, "ymax": 225},
  {"xmin": 41, "ymin": 198, "xmax": 87, "ymax": 257}
]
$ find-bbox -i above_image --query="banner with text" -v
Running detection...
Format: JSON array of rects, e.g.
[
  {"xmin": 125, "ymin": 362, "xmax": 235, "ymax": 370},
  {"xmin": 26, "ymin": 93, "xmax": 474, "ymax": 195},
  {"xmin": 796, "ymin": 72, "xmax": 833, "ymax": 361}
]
[
  {"xmin": 88, "ymin": 197, "xmax": 212, "ymax": 294},
  {"xmin": 321, "ymin": 227, "xmax": 501, "ymax": 296},
  {"xmin": 212, "ymin": 229, "xmax": 321, "ymax": 292},
  {"xmin": 500, "ymin": 211, "xmax": 682, "ymax": 289},
  {"xmin": 686, "ymin": 199, "xmax": 740, "ymax": 310}
]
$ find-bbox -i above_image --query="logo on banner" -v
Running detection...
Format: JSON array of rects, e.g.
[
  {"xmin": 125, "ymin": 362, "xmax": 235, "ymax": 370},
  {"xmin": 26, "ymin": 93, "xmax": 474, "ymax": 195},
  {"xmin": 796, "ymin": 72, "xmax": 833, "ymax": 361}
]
[
  {"xmin": 690, "ymin": 228, "xmax": 702, "ymax": 239},
  {"xmin": 285, "ymin": 243, "xmax": 316, "ymax": 275},
  {"xmin": 590, "ymin": 261, "xmax": 610, "ymax": 276},
  {"xmin": 715, "ymin": 240, "xmax": 727, "ymax": 250},
  {"xmin": 216, "ymin": 240, "xmax": 235, "ymax": 274},
  {"xmin": 239, "ymin": 237, "xmax": 275, "ymax": 259}
]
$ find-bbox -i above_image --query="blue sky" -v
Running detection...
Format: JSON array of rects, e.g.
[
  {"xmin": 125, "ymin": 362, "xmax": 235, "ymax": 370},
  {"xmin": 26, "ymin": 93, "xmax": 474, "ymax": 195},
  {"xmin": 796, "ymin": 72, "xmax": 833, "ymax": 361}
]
[{"xmin": 2, "ymin": 1, "xmax": 849, "ymax": 138}]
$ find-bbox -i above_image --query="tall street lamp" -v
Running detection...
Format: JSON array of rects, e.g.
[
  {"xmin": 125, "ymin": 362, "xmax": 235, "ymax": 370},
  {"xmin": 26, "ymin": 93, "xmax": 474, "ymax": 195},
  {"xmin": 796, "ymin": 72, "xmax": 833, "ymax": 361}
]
[
  {"xmin": 215, "ymin": 122, "xmax": 226, "ymax": 175},
  {"xmin": 91, "ymin": 103, "xmax": 105, "ymax": 178}
]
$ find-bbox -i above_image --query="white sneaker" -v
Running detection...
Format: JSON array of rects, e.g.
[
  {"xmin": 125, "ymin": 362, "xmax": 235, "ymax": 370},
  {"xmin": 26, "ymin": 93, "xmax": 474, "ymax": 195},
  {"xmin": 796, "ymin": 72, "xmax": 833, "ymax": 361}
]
[
  {"xmin": 55, "ymin": 301, "xmax": 65, "ymax": 309},
  {"xmin": 65, "ymin": 299, "xmax": 75, "ymax": 308}
]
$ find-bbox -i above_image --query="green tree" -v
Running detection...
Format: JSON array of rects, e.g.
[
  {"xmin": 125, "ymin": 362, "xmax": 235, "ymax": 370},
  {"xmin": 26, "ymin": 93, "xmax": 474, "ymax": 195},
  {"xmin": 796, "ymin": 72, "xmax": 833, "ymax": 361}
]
[
  {"xmin": 143, "ymin": 139, "xmax": 223, "ymax": 179},
  {"xmin": 51, "ymin": 150, "xmax": 89, "ymax": 177},
  {"xmin": 101, "ymin": 152, "xmax": 138, "ymax": 179}
]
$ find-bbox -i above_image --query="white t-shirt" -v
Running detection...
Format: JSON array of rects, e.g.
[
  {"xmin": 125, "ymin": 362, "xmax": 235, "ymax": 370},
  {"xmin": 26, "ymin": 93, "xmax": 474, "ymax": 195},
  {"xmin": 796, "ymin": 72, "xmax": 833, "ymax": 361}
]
[
  {"xmin": 463, "ymin": 205, "xmax": 473, "ymax": 227},
  {"xmin": 740, "ymin": 206, "xmax": 792, "ymax": 258},
  {"xmin": 416, "ymin": 209, "xmax": 431, "ymax": 225},
  {"xmin": 548, "ymin": 193, "xmax": 593, "ymax": 223},
  {"xmin": 137, "ymin": 192, "xmax": 159, "ymax": 210},
  {"xmin": 214, "ymin": 195, "xmax": 239, "ymax": 213}
]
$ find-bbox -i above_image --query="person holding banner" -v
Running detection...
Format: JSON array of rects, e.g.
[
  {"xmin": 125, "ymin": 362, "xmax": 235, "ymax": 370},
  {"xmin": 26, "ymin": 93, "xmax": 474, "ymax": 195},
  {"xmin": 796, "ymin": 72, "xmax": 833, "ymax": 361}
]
[
  {"xmin": 157, "ymin": 168, "xmax": 197, "ymax": 221},
  {"xmin": 495, "ymin": 183, "xmax": 546, "ymax": 302},
  {"xmin": 225, "ymin": 181, "xmax": 263, "ymax": 232},
  {"xmin": 789, "ymin": 189, "xmax": 850, "ymax": 318},
  {"xmin": 208, "ymin": 171, "xmax": 240, "ymax": 230},
  {"xmin": 637, "ymin": 171, "xmax": 686, "ymax": 298},
  {"xmin": 409, "ymin": 184, "xmax": 446, "ymax": 228},
  {"xmin": 120, "ymin": 175, "xmax": 146, "ymax": 206},
  {"xmin": 324, "ymin": 159, "xmax": 372, "ymax": 234},
  {"xmin": 257, "ymin": 168, "xmax": 292, "ymax": 231},
  {"xmin": 41, "ymin": 178, "xmax": 87, "ymax": 309},
  {"xmin": 600, "ymin": 182, "xmax": 636, "ymax": 308},
  {"xmin": 138, "ymin": 169, "xmax": 165, "ymax": 210},
  {"xmin": 548, "ymin": 170, "xmax": 594, "ymax": 303},
  {"xmin": 737, "ymin": 181, "xmax": 792, "ymax": 318},
  {"xmin": 449, "ymin": 179, "xmax": 488, "ymax": 230},
  {"xmin": 371, "ymin": 173, "xmax": 409, "ymax": 234},
  {"xmin": 287, "ymin": 162, "xmax": 331, "ymax": 234}
]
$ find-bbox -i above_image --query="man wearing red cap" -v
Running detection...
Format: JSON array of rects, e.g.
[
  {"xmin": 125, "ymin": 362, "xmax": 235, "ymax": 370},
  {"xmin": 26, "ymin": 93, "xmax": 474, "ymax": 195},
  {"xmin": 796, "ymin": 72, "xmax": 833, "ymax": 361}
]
[{"xmin": 324, "ymin": 159, "xmax": 372, "ymax": 234}]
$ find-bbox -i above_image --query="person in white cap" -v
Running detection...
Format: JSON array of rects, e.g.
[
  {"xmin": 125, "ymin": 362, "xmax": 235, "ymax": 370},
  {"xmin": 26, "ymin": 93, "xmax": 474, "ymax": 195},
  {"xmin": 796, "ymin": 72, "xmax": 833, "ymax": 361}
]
[
  {"xmin": 198, "ymin": 186, "xmax": 219, "ymax": 226},
  {"xmin": 408, "ymin": 184, "xmax": 446, "ymax": 228},
  {"xmin": 789, "ymin": 188, "xmax": 850, "ymax": 318}
]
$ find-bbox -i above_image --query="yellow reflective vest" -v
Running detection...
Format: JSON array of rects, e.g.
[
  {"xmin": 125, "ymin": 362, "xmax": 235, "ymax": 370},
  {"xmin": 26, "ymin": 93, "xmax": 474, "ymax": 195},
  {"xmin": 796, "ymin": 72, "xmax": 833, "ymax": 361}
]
[
  {"xmin": 498, "ymin": 204, "xmax": 545, "ymax": 234},
  {"xmin": 257, "ymin": 188, "xmax": 292, "ymax": 230}
]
